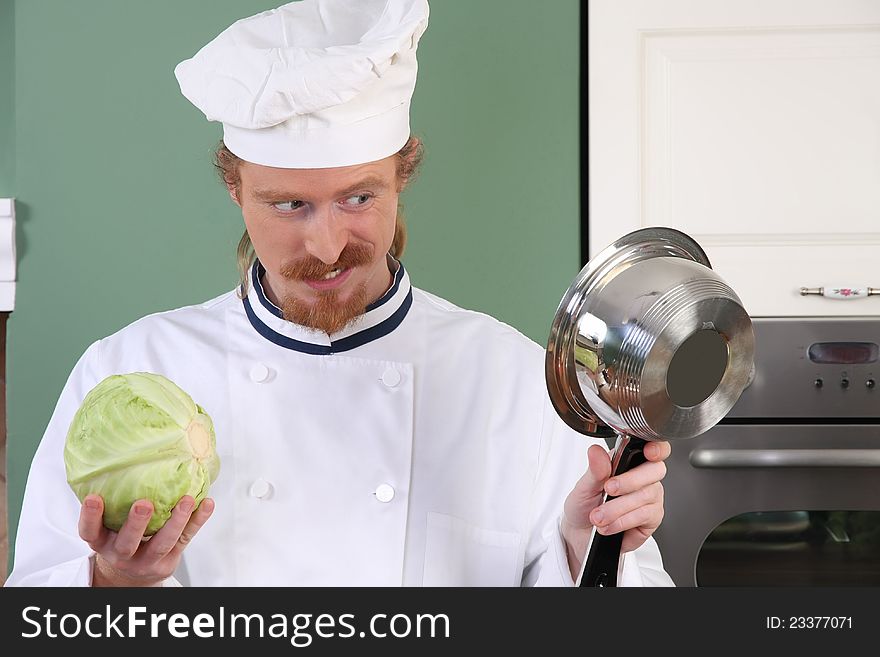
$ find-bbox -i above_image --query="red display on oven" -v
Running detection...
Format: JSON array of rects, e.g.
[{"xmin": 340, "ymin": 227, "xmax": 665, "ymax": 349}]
[{"xmin": 807, "ymin": 342, "xmax": 878, "ymax": 364}]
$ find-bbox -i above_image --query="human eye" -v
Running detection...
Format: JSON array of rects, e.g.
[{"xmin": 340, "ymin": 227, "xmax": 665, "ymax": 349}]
[
  {"xmin": 340, "ymin": 193, "xmax": 373, "ymax": 209},
  {"xmin": 272, "ymin": 200, "xmax": 305, "ymax": 213}
]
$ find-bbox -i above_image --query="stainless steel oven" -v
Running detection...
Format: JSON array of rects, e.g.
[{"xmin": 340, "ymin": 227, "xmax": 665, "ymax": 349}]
[{"xmin": 654, "ymin": 317, "xmax": 880, "ymax": 586}]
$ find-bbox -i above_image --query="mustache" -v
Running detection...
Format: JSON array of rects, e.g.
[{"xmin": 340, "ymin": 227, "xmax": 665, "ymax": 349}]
[{"xmin": 279, "ymin": 243, "xmax": 375, "ymax": 280}]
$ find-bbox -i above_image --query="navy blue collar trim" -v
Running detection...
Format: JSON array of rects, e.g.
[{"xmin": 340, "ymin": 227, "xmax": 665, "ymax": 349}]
[
  {"xmin": 243, "ymin": 258, "xmax": 412, "ymax": 355},
  {"xmin": 367, "ymin": 260, "xmax": 404, "ymax": 312},
  {"xmin": 252, "ymin": 261, "xmax": 283, "ymax": 318},
  {"xmin": 243, "ymin": 289, "xmax": 413, "ymax": 355}
]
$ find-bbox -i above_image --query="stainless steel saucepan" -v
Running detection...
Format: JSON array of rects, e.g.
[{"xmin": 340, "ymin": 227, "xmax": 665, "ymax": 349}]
[{"xmin": 545, "ymin": 227, "xmax": 755, "ymax": 587}]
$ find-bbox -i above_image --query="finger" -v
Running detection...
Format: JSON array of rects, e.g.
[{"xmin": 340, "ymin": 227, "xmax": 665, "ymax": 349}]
[
  {"xmin": 597, "ymin": 499, "xmax": 665, "ymax": 545},
  {"xmin": 643, "ymin": 440, "xmax": 671, "ymax": 462},
  {"xmin": 562, "ymin": 446, "xmax": 614, "ymax": 531},
  {"xmin": 605, "ymin": 459, "xmax": 667, "ymax": 497},
  {"xmin": 111, "ymin": 500, "xmax": 154, "ymax": 559},
  {"xmin": 170, "ymin": 498, "xmax": 215, "ymax": 558},
  {"xmin": 573, "ymin": 444, "xmax": 613, "ymax": 497},
  {"xmin": 620, "ymin": 505, "xmax": 666, "ymax": 553},
  {"xmin": 144, "ymin": 495, "xmax": 198, "ymax": 559},
  {"xmin": 78, "ymin": 495, "xmax": 109, "ymax": 550},
  {"xmin": 594, "ymin": 500, "xmax": 667, "ymax": 553},
  {"xmin": 592, "ymin": 481, "xmax": 664, "ymax": 530}
]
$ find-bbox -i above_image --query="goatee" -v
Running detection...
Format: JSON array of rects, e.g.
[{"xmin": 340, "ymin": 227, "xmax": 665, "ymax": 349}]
[
  {"xmin": 281, "ymin": 283, "xmax": 370, "ymax": 335},
  {"xmin": 277, "ymin": 242, "xmax": 375, "ymax": 335}
]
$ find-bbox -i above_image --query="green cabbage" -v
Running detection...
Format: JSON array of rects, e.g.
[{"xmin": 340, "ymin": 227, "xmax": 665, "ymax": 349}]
[{"xmin": 64, "ymin": 372, "xmax": 220, "ymax": 535}]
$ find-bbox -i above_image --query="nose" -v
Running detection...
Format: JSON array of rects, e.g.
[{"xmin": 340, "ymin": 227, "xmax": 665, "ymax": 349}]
[{"xmin": 304, "ymin": 208, "xmax": 349, "ymax": 265}]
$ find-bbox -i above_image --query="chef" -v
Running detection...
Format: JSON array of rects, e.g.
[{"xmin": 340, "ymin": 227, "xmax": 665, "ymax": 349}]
[{"xmin": 6, "ymin": 0, "xmax": 673, "ymax": 587}]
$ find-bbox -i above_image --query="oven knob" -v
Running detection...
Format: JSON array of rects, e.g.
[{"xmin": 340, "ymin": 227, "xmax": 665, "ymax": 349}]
[
  {"xmin": 814, "ymin": 378, "xmax": 823, "ymax": 388},
  {"xmin": 841, "ymin": 378, "xmax": 850, "ymax": 389},
  {"xmin": 867, "ymin": 379, "xmax": 876, "ymax": 389}
]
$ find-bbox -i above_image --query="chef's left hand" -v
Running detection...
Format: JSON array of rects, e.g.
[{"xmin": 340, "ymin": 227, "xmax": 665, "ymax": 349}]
[{"xmin": 560, "ymin": 441, "xmax": 671, "ymax": 581}]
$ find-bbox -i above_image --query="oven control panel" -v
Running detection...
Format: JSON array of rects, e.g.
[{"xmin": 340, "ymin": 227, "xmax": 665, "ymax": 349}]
[{"xmin": 723, "ymin": 317, "xmax": 880, "ymax": 418}]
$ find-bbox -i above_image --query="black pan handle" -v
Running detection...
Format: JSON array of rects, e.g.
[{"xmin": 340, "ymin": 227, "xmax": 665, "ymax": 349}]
[{"xmin": 579, "ymin": 435, "xmax": 649, "ymax": 587}]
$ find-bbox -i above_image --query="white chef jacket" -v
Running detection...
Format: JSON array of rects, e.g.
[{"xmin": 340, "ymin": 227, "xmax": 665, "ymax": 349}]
[{"xmin": 6, "ymin": 259, "xmax": 673, "ymax": 587}]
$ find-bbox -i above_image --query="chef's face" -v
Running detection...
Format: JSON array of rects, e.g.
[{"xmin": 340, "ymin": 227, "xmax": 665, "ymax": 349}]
[{"xmin": 235, "ymin": 155, "xmax": 401, "ymax": 334}]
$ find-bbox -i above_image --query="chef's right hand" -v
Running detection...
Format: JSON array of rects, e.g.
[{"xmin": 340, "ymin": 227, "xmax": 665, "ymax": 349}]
[{"xmin": 78, "ymin": 494, "xmax": 214, "ymax": 587}]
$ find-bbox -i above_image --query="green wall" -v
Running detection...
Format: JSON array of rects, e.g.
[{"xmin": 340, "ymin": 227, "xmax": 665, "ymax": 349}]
[
  {"xmin": 5, "ymin": 0, "xmax": 580, "ymax": 565},
  {"xmin": 0, "ymin": 0, "xmax": 13, "ymax": 197}
]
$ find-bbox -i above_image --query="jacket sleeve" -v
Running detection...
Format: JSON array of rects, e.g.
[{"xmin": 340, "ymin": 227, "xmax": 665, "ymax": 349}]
[
  {"xmin": 1, "ymin": 340, "xmax": 124, "ymax": 585},
  {"xmin": 521, "ymin": 394, "xmax": 675, "ymax": 587}
]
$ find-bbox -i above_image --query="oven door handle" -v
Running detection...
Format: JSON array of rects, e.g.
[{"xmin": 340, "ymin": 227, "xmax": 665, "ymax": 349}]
[{"xmin": 690, "ymin": 448, "xmax": 880, "ymax": 468}]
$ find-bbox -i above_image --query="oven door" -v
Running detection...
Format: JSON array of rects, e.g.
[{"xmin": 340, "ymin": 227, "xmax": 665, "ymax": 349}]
[{"xmin": 654, "ymin": 423, "xmax": 880, "ymax": 586}]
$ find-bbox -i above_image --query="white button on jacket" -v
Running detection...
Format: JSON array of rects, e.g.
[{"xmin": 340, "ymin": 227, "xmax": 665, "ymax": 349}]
[
  {"xmin": 249, "ymin": 479, "xmax": 273, "ymax": 500},
  {"xmin": 381, "ymin": 367, "xmax": 402, "ymax": 388},
  {"xmin": 375, "ymin": 484, "xmax": 395, "ymax": 503},
  {"xmin": 250, "ymin": 363, "xmax": 270, "ymax": 383}
]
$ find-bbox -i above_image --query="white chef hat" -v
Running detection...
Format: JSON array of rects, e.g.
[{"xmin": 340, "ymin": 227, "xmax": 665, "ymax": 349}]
[{"xmin": 174, "ymin": 0, "xmax": 429, "ymax": 169}]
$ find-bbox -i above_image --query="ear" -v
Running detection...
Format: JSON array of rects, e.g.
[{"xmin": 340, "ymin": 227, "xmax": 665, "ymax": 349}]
[
  {"xmin": 227, "ymin": 183, "xmax": 242, "ymax": 207},
  {"xmin": 397, "ymin": 136, "xmax": 423, "ymax": 192}
]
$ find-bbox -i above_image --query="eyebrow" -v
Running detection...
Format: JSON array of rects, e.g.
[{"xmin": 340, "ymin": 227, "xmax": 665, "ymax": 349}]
[{"xmin": 251, "ymin": 175, "xmax": 391, "ymax": 202}]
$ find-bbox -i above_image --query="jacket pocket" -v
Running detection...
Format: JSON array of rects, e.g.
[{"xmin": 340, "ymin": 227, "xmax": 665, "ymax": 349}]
[{"xmin": 422, "ymin": 512, "xmax": 523, "ymax": 586}]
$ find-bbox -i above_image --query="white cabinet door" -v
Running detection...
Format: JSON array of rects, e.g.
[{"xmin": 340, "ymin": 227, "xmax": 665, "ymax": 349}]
[{"xmin": 589, "ymin": 0, "xmax": 880, "ymax": 316}]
